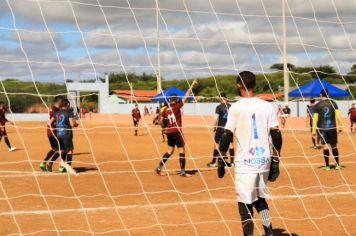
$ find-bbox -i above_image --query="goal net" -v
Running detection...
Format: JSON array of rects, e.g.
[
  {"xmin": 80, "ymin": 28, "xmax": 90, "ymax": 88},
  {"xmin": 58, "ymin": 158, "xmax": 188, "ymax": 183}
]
[{"xmin": 0, "ymin": 0, "xmax": 355, "ymax": 235}]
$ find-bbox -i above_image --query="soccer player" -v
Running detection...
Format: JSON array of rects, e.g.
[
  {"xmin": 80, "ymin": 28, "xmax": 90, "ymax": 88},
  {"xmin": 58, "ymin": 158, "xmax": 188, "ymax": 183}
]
[
  {"xmin": 155, "ymin": 80, "xmax": 197, "ymax": 177},
  {"xmin": 206, "ymin": 93, "xmax": 235, "ymax": 167},
  {"xmin": 312, "ymin": 89, "xmax": 343, "ymax": 170},
  {"xmin": 49, "ymin": 99, "xmax": 78, "ymax": 173},
  {"xmin": 306, "ymin": 98, "xmax": 320, "ymax": 149},
  {"xmin": 278, "ymin": 105, "xmax": 290, "ymax": 129},
  {"xmin": 0, "ymin": 102, "xmax": 16, "ymax": 152},
  {"xmin": 348, "ymin": 103, "xmax": 356, "ymax": 132},
  {"xmin": 217, "ymin": 71, "xmax": 282, "ymax": 236},
  {"xmin": 132, "ymin": 104, "xmax": 141, "ymax": 136},
  {"xmin": 39, "ymin": 95, "xmax": 63, "ymax": 171}
]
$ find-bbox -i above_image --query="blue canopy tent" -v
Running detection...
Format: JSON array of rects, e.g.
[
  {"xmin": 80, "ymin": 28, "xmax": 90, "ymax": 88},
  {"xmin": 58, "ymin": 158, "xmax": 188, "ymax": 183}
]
[
  {"xmin": 151, "ymin": 86, "xmax": 193, "ymax": 102},
  {"xmin": 289, "ymin": 78, "xmax": 349, "ymax": 97}
]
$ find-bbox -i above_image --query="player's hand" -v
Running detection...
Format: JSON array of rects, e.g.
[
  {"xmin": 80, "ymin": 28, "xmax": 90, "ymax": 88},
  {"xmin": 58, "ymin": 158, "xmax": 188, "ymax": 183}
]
[
  {"xmin": 268, "ymin": 156, "xmax": 280, "ymax": 182},
  {"xmin": 213, "ymin": 127, "xmax": 217, "ymax": 132},
  {"xmin": 312, "ymin": 133, "xmax": 317, "ymax": 139},
  {"xmin": 191, "ymin": 79, "xmax": 198, "ymax": 87},
  {"xmin": 338, "ymin": 129, "xmax": 343, "ymax": 133},
  {"xmin": 217, "ymin": 155, "xmax": 226, "ymax": 178}
]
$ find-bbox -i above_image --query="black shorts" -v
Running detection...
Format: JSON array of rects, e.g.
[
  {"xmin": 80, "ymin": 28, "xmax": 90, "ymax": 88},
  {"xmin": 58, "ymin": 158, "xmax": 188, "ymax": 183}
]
[
  {"xmin": 48, "ymin": 135, "xmax": 59, "ymax": 149},
  {"xmin": 318, "ymin": 129, "xmax": 337, "ymax": 145},
  {"xmin": 351, "ymin": 119, "xmax": 356, "ymax": 124},
  {"xmin": 58, "ymin": 136, "xmax": 74, "ymax": 151},
  {"xmin": 214, "ymin": 128, "xmax": 233, "ymax": 144},
  {"xmin": 167, "ymin": 132, "xmax": 185, "ymax": 148},
  {"xmin": 133, "ymin": 121, "xmax": 139, "ymax": 127}
]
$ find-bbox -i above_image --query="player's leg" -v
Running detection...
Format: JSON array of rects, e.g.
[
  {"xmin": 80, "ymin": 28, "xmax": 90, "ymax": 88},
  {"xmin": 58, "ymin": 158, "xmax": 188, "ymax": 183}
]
[
  {"xmin": 229, "ymin": 142, "xmax": 235, "ymax": 166},
  {"xmin": 176, "ymin": 133, "xmax": 191, "ymax": 177},
  {"xmin": 1, "ymin": 128, "xmax": 15, "ymax": 151},
  {"xmin": 40, "ymin": 136, "xmax": 58, "ymax": 171},
  {"xmin": 207, "ymin": 143, "xmax": 219, "ymax": 167},
  {"xmin": 329, "ymin": 129, "xmax": 340, "ymax": 169},
  {"xmin": 155, "ymin": 134, "xmax": 175, "ymax": 175},
  {"xmin": 238, "ymin": 202, "xmax": 254, "ymax": 236},
  {"xmin": 59, "ymin": 137, "xmax": 75, "ymax": 173},
  {"xmin": 319, "ymin": 131, "xmax": 330, "ymax": 170},
  {"xmin": 252, "ymin": 197, "xmax": 273, "ymax": 236},
  {"xmin": 236, "ymin": 173, "xmax": 258, "ymax": 236},
  {"xmin": 207, "ymin": 128, "xmax": 222, "ymax": 167}
]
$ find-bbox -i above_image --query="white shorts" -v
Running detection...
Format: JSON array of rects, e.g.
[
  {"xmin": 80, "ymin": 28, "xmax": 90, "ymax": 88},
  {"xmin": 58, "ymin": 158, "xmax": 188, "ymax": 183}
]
[
  {"xmin": 235, "ymin": 172, "xmax": 270, "ymax": 204},
  {"xmin": 280, "ymin": 114, "xmax": 289, "ymax": 118}
]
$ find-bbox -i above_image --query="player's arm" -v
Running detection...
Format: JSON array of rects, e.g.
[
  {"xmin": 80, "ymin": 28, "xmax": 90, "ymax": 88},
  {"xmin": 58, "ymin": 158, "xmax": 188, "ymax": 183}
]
[
  {"xmin": 269, "ymin": 127, "xmax": 282, "ymax": 182},
  {"xmin": 335, "ymin": 109, "xmax": 343, "ymax": 132},
  {"xmin": 182, "ymin": 80, "xmax": 198, "ymax": 104},
  {"xmin": 69, "ymin": 118, "xmax": 78, "ymax": 128},
  {"xmin": 212, "ymin": 114, "xmax": 219, "ymax": 131},
  {"xmin": 312, "ymin": 113, "xmax": 319, "ymax": 135}
]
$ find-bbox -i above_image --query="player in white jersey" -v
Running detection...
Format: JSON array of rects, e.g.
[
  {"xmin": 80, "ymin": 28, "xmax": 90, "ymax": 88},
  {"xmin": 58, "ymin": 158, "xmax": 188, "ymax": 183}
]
[{"xmin": 217, "ymin": 71, "xmax": 282, "ymax": 236}]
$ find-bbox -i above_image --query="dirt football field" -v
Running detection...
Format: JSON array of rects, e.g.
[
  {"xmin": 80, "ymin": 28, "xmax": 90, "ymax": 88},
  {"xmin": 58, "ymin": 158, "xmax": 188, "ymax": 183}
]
[{"xmin": 0, "ymin": 114, "xmax": 356, "ymax": 236}]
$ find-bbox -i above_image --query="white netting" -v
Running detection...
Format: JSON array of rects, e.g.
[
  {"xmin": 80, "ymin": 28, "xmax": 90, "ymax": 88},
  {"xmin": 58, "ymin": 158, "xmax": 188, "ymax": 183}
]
[{"xmin": 0, "ymin": 0, "xmax": 356, "ymax": 235}]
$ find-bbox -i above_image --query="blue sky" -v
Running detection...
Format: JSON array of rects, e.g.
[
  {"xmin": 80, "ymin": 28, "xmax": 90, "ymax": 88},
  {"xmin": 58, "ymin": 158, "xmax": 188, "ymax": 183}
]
[{"xmin": 0, "ymin": 0, "xmax": 355, "ymax": 83}]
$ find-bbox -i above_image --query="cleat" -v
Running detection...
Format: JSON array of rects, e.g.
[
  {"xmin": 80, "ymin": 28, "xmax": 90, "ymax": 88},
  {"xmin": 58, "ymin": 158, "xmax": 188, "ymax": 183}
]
[
  {"xmin": 155, "ymin": 167, "xmax": 164, "ymax": 176},
  {"xmin": 58, "ymin": 166, "xmax": 66, "ymax": 173},
  {"xmin": 9, "ymin": 147, "xmax": 16, "ymax": 152},
  {"xmin": 322, "ymin": 166, "xmax": 331, "ymax": 171},
  {"xmin": 180, "ymin": 171, "xmax": 192, "ymax": 177},
  {"xmin": 229, "ymin": 162, "xmax": 235, "ymax": 168},
  {"xmin": 312, "ymin": 146, "xmax": 318, "ymax": 150},
  {"xmin": 39, "ymin": 162, "xmax": 46, "ymax": 171},
  {"xmin": 335, "ymin": 164, "xmax": 342, "ymax": 170},
  {"xmin": 206, "ymin": 162, "xmax": 217, "ymax": 168}
]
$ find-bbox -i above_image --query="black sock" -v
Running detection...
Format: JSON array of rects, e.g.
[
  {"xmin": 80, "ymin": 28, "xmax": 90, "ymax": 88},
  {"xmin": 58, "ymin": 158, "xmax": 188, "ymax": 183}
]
[
  {"xmin": 61, "ymin": 152, "xmax": 67, "ymax": 162},
  {"xmin": 4, "ymin": 137, "xmax": 11, "ymax": 148},
  {"xmin": 66, "ymin": 153, "xmax": 73, "ymax": 166},
  {"xmin": 312, "ymin": 137, "xmax": 316, "ymax": 146},
  {"xmin": 238, "ymin": 202, "xmax": 254, "ymax": 236},
  {"xmin": 44, "ymin": 150, "xmax": 55, "ymax": 162},
  {"xmin": 211, "ymin": 149, "xmax": 219, "ymax": 163},
  {"xmin": 252, "ymin": 198, "xmax": 272, "ymax": 235},
  {"xmin": 323, "ymin": 149, "xmax": 330, "ymax": 167},
  {"xmin": 229, "ymin": 148, "xmax": 235, "ymax": 163},
  {"xmin": 332, "ymin": 148, "xmax": 339, "ymax": 165},
  {"xmin": 159, "ymin": 152, "xmax": 171, "ymax": 167},
  {"xmin": 49, "ymin": 152, "xmax": 60, "ymax": 165},
  {"xmin": 179, "ymin": 153, "xmax": 186, "ymax": 172}
]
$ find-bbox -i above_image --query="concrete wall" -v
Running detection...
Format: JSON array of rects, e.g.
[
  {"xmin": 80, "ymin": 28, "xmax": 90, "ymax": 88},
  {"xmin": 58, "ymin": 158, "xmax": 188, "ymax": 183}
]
[{"xmin": 107, "ymin": 100, "xmax": 355, "ymax": 117}]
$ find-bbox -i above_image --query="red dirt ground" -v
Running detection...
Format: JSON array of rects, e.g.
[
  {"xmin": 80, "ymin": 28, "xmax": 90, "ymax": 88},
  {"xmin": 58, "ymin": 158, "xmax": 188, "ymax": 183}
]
[{"xmin": 0, "ymin": 114, "xmax": 355, "ymax": 235}]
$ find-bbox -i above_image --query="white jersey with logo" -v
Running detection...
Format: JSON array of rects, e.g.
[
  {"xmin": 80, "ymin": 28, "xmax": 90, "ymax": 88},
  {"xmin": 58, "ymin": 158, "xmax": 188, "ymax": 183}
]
[{"xmin": 225, "ymin": 97, "xmax": 278, "ymax": 174}]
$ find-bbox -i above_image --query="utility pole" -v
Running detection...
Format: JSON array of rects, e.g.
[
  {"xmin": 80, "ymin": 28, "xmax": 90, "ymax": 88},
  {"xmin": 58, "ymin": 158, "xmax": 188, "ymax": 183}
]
[
  {"xmin": 156, "ymin": 0, "xmax": 162, "ymax": 93},
  {"xmin": 282, "ymin": 0, "xmax": 289, "ymax": 105}
]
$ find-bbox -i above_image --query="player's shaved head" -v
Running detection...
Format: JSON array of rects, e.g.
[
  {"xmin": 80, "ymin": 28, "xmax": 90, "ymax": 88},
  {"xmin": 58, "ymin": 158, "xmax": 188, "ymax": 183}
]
[
  {"xmin": 170, "ymin": 93, "xmax": 178, "ymax": 104},
  {"xmin": 62, "ymin": 98, "xmax": 70, "ymax": 108},
  {"xmin": 236, "ymin": 71, "xmax": 256, "ymax": 90}
]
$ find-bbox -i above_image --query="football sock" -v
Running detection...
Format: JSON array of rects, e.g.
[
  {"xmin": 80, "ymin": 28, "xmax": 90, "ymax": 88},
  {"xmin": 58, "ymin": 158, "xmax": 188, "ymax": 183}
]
[
  {"xmin": 252, "ymin": 198, "xmax": 272, "ymax": 234},
  {"xmin": 159, "ymin": 153, "xmax": 171, "ymax": 167},
  {"xmin": 312, "ymin": 137, "xmax": 316, "ymax": 146},
  {"xmin": 332, "ymin": 148, "xmax": 339, "ymax": 165},
  {"xmin": 4, "ymin": 137, "xmax": 11, "ymax": 148},
  {"xmin": 238, "ymin": 202, "xmax": 254, "ymax": 236},
  {"xmin": 211, "ymin": 149, "xmax": 219, "ymax": 163},
  {"xmin": 66, "ymin": 153, "xmax": 73, "ymax": 166},
  {"xmin": 179, "ymin": 153, "xmax": 186, "ymax": 172},
  {"xmin": 44, "ymin": 150, "xmax": 55, "ymax": 162},
  {"xmin": 229, "ymin": 148, "xmax": 235, "ymax": 163},
  {"xmin": 323, "ymin": 149, "xmax": 330, "ymax": 167}
]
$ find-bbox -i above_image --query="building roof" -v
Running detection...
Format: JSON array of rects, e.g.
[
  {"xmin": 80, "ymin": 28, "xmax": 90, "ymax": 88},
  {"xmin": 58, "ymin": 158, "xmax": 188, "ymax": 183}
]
[
  {"xmin": 256, "ymin": 93, "xmax": 284, "ymax": 101},
  {"xmin": 112, "ymin": 90, "xmax": 157, "ymax": 102}
]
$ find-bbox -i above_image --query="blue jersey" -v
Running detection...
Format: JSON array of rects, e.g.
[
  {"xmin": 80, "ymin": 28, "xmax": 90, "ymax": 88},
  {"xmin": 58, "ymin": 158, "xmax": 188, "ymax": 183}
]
[
  {"xmin": 314, "ymin": 100, "xmax": 338, "ymax": 130},
  {"xmin": 215, "ymin": 102, "xmax": 231, "ymax": 128},
  {"xmin": 54, "ymin": 109, "xmax": 74, "ymax": 138}
]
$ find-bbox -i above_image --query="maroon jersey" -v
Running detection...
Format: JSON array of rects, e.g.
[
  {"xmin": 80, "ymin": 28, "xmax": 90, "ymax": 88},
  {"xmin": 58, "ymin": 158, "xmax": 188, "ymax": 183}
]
[
  {"xmin": 162, "ymin": 101, "xmax": 184, "ymax": 134},
  {"xmin": 47, "ymin": 106, "xmax": 59, "ymax": 136},
  {"xmin": 132, "ymin": 108, "xmax": 141, "ymax": 121},
  {"xmin": 349, "ymin": 108, "xmax": 356, "ymax": 120},
  {"xmin": 0, "ymin": 107, "xmax": 8, "ymax": 126}
]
